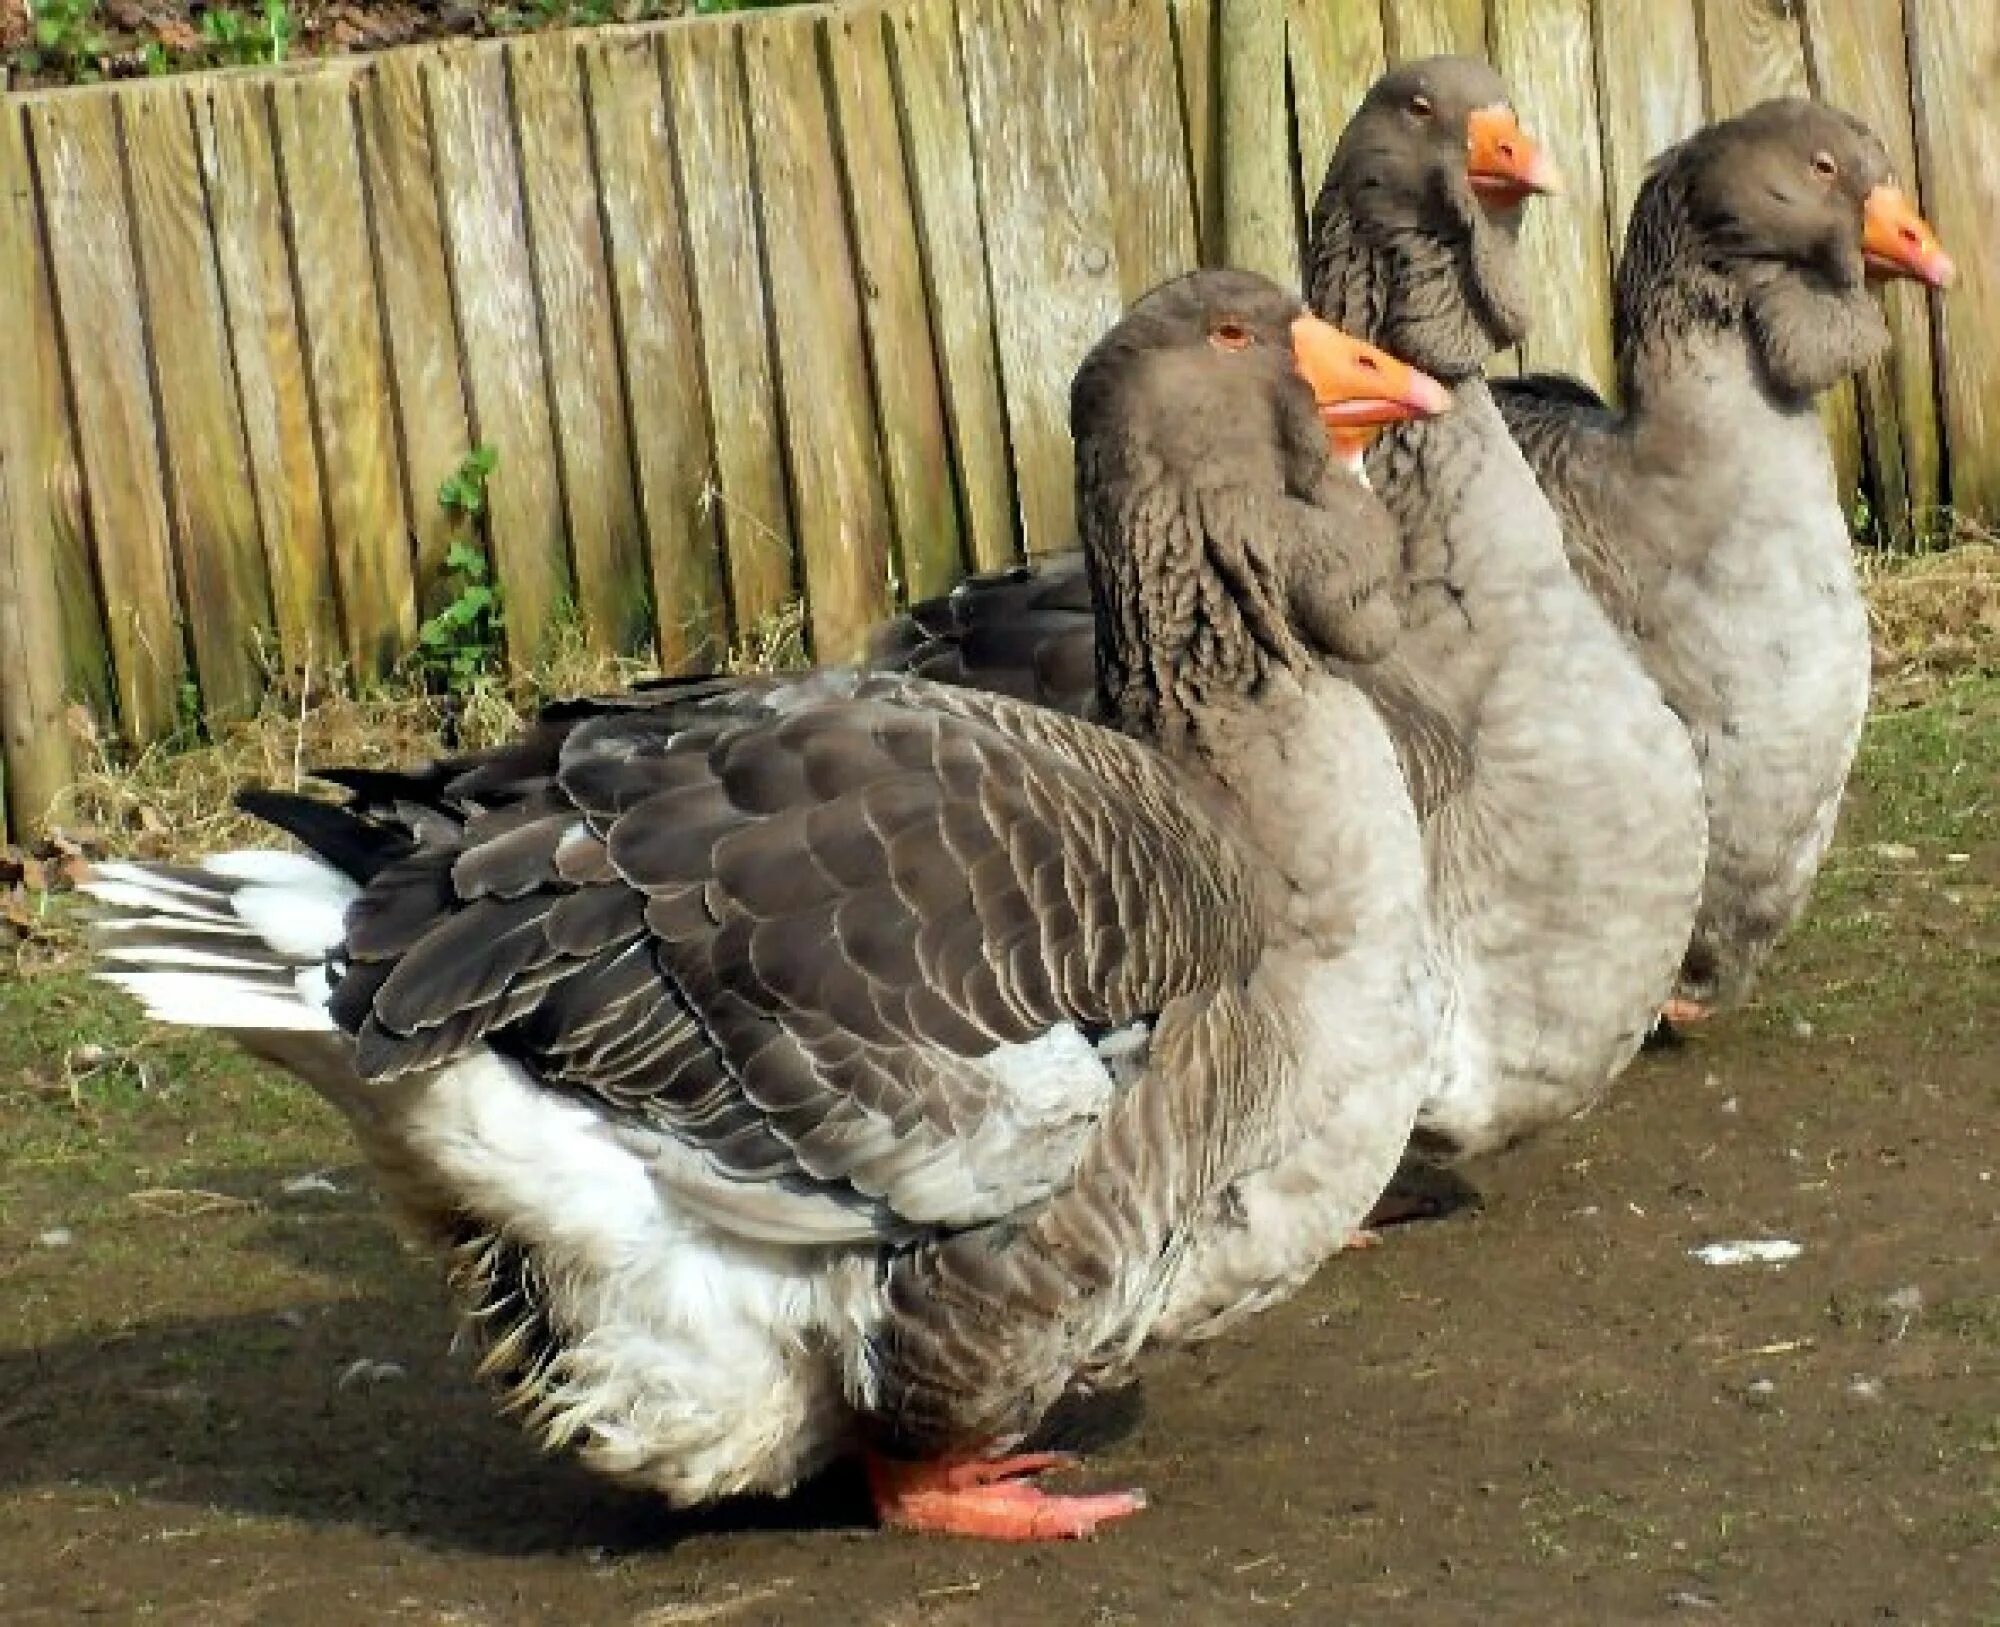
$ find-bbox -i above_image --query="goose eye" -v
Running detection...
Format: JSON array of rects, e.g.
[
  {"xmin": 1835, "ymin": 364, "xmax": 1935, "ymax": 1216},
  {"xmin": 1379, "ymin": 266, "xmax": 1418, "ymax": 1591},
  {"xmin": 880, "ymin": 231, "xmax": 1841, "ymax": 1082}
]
[
  {"xmin": 1410, "ymin": 93, "xmax": 1435, "ymax": 118},
  {"xmin": 1811, "ymin": 150, "xmax": 1839, "ymax": 180},
  {"xmin": 1210, "ymin": 320, "xmax": 1254, "ymax": 352}
]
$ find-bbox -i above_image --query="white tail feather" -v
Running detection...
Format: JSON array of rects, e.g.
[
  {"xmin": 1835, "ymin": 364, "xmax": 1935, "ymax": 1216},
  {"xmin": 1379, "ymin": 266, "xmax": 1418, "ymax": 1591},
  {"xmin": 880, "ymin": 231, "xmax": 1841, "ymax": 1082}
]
[
  {"xmin": 97, "ymin": 942, "xmax": 288, "ymax": 973},
  {"xmin": 84, "ymin": 851, "xmax": 358, "ymax": 1034},
  {"xmin": 103, "ymin": 973, "xmax": 337, "ymax": 1031},
  {"xmin": 93, "ymin": 915, "xmax": 243, "ymax": 938},
  {"xmin": 90, "ymin": 862, "xmax": 220, "ymax": 902},
  {"xmin": 83, "ymin": 878, "xmax": 235, "ymax": 924}
]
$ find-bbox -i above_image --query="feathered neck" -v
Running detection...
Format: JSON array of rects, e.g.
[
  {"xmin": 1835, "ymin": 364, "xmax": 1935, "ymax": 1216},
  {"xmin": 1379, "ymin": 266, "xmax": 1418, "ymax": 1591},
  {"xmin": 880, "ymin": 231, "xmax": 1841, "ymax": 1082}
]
[
  {"xmin": 1082, "ymin": 446, "xmax": 1312, "ymax": 755},
  {"xmin": 1303, "ymin": 176, "xmax": 1530, "ymax": 382},
  {"xmin": 1614, "ymin": 162, "xmax": 1890, "ymax": 411}
]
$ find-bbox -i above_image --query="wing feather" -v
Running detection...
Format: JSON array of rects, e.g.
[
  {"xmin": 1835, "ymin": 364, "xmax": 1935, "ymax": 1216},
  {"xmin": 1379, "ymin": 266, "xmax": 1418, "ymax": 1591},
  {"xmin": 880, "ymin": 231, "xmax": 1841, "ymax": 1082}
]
[
  {"xmin": 311, "ymin": 676, "xmax": 1265, "ymax": 1244},
  {"xmin": 1492, "ymin": 372, "xmax": 1647, "ymax": 636}
]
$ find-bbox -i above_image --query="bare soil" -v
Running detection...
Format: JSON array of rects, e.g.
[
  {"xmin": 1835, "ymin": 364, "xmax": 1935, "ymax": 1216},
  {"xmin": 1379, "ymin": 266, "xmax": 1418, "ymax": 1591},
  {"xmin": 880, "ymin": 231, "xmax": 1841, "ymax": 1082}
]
[{"xmin": 1, "ymin": 677, "xmax": 1995, "ymax": 1624}]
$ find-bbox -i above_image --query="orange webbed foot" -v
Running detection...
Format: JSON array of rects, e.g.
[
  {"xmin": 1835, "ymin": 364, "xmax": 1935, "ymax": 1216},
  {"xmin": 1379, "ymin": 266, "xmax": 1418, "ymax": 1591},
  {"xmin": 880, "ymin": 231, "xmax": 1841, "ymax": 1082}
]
[
  {"xmin": 868, "ymin": 1451, "xmax": 1147, "ymax": 1541},
  {"xmin": 1661, "ymin": 998, "xmax": 1711, "ymax": 1027}
]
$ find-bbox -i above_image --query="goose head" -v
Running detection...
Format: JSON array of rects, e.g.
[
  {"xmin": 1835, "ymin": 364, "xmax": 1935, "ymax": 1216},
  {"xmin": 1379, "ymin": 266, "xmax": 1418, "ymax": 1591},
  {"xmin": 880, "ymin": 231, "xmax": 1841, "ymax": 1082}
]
[
  {"xmin": 1306, "ymin": 56, "xmax": 1561, "ymax": 379},
  {"xmin": 1618, "ymin": 100, "xmax": 1954, "ymax": 403},
  {"xmin": 1071, "ymin": 268, "xmax": 1449, "ymax": 745}
]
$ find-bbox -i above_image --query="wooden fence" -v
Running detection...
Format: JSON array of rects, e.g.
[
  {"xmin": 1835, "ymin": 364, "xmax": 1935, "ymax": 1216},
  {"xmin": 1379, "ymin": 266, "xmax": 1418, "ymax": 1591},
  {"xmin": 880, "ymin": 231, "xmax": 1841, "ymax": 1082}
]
[{"xmin": 0, "ymin": 0, "xmax": 1992, "ymax": 840}]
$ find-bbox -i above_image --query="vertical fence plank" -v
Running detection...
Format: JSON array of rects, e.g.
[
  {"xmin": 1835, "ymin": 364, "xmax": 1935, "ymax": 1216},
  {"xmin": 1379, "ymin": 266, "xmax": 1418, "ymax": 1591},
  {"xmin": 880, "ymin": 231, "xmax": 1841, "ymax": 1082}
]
[
  {"xmin": 19, "ymin": 105, "xmax": 111, "ymax": 720},
  {"xmin": 1382, "ymin": 0, "xmax": 1488, "ymax": 63},
  {"xmin": 122, "ymin": 83, "xmax": 273, "ymax": 722},
  {"xmin": 29, "ymin": 94, "xmax": 186, "ymax": 742},
  {"xmin": 0, "ymin": 105, "xmax": 73, "ymax": 837},
  {"xmin": 1218, "ymin": 0, "xmax": 1297, "ymax": 283},
  {"xmin": 663, "ymin": 21, "xmax": 795, "ymax": 633},
  {"xmin": 1088, "ymin": 0, "xmax": 1200, "ymax": 302},
  {"xmin": 198, "ymin": 79, "xmax": 339, "ymax": 685},
  {"xmin": 1801, "ymin": 0, "xmax": 1940, "ymax": 546},
  {"xmin": 508, "ymin": 33, "xmax": 650, "ymax": 654},
  {"xmin": 1288, "ymin": 0, "xmax": 1387, "ymax": 208},
  {"xmin": 586, "ymin": 31, "xmax": 727, "ymax": 669},
  {"xmin": 0, "ymin": 423, "xmax": 70, "ymax": 835},
  {"xmin": 1908, "ymin": 1, "xmax": 2000, "ymax": 526},
  {"xmin": 427, "ymin": 45, "xmax": 570, "ymax": 667},
  {"xmin": 356, "ymin": 51, "xmax": 472, "ymax": 615},
  {"xmin": 744, "ymin": 7, "xmax": 896, "ymax": 655},
  {"xmin": 1697, "ymin": 0, "xmax": 1808, "ymax": 111},
  {"xmin": 1698, "ymin": 0, "xmax": 1863, "ymax": 500},
  {"xmin": 1592, "ymin": 0, "xmax": 1704, "ymax": 237},
  {"xmin": 884, "ymin": 0, "xmax": 1016, "ymax": 571},
  {"xmin": 271, "ymin": 71, "xmax": 416, "ymax": 681},
  {"xmin": 1491, "ymin": 0, "xmax": 1614, "ymax": 389},
  {"xmin": 960, "ymin": 0, "xmax": 1127, "ymax": 555},
  {"xmin": 827, "ymin": 2, "xmax": 965, "ymax": 604},
  {"xmin": 1168, "ymin": 0, "xmax": 1219, "ymax": 262}
]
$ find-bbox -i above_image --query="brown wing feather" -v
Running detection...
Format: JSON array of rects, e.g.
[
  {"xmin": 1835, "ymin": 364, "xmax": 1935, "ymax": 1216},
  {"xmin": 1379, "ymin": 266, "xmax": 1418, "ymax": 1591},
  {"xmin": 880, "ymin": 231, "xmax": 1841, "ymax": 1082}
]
[
  {"xmin": 1492, "ymin": 373, "xmax": 1649, "ymax": 637},
  {"xmin": 321, "ymin": 674, "xmax": 1265, "ymax": 1243},
  {"xmin": 866, "ymin": 561, "xmax": 1102, "ymax": 716}
]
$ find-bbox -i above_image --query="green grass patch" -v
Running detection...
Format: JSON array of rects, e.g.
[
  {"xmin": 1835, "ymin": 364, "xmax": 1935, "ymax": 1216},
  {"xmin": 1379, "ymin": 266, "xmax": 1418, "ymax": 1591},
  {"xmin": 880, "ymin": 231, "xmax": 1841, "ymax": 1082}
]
[{"xmin": 1750, "ymin": 670, "xmax": 1999, "ymax": 1040}]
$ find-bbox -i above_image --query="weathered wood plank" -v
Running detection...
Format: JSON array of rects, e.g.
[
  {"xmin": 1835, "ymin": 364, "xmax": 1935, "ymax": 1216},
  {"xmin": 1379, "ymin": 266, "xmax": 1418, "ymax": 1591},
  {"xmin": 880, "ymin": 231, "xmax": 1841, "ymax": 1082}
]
[
  {"xmin": 0, "ymin": 105, "xmax": 73, "ymax": 836},
  {"xmin": 1593, "ymin": 0, "xmax": 1705, "ymax": 235},
  {"xmin": 426, "ymin": 44, "xmax": 569, "ymax": 667},
  {"xmin": 355, "ymin": 49, "xmax": 472, "ymax": 615},
  {"xmin": 1698, "ymin": 0, "xmax": 1862, "ymax": 498},
  {"xmin": 508, "ymin": 33, "xmax": 649, "ymax": 654},
  {"xmin": 1217, "ymin": 0, "xmax": 1297, "ymax": 282},
  {"xmin": 827, "ymin": 3, "xmax": 964, "ymax": 604},
  {"xmin": 744, "ymin": 8, "xmax": 895, "ymax": 655},
  {"xmin": 271, "ymin": 70, "xmax": 416, "ymax": 681},
  {"xmin": 1288, "ymin": 0, "xmax": 1387, "ymax": 207},
  {"xmin": 17, "ymin": 103, "xmax": 110, "ymax": 718},
  {"xmin": 1168, "ymin": 0, "xmax": 1219, "ymax": 261},
  {"xmin": 122, "ymin": 82, "xmax": 272, "ymax": 722},
  {"xmin": 662, "ymin": 20, "xmax": 795, "ymax": 632},
  {"xmin": 1697, "ymin": 0, "xmax": 1809, "ymax": 113},
  {"xmin": 883, "ymin": 0, "xmax": 1016, "ymax": 570},
  {"xmin": 29, "ymin": 93, "xmax": 187, "ymax": 742},
  {"xmin": 1491, "ymin": 0, "xmax": 1614, "ymax": 388},
  {"xmin": 0, "ymin": 421, "xmax": 68, "ymax": 833},
  {"xmin": 1802, "ymin": 0, "xmax": 1940, "ymax": 544},
  {"xmin": 1907, "ymin": 0, "xmax": 2000, "ymax": 525},
  {"xmin": 197, "ymin": 78, "xmax": 339, "ymax": 685},
  {"xmin": 1088, "ymin": 0, "xmax": 1200, "ymax": 301},
  {"xmin": 960, "ymin": 0, "xmax": 1127, "ymax": 555},
  {"xmin": 1383, "ymin": 0, "xmax": 1488, "ymax": 63},
  {"xmin": 586, "ymin": 30, "xmax": 726, "ymax": 669}
]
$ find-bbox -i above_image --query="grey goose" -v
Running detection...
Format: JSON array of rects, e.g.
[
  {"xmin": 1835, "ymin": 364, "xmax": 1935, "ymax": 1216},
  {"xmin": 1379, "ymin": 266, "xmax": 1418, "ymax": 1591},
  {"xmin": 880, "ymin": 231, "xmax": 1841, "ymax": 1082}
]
[
  {"xmin": 85, "ymin": 271, "xmax": 1451, "ymax": 1541},
  {"xmin": 874, "ymin": 58, "xmax": 1710, "ymax": 1162},
  {"xmin": 1494, "ymin": 100, "xmax": 1955, "ymax": 1020}
]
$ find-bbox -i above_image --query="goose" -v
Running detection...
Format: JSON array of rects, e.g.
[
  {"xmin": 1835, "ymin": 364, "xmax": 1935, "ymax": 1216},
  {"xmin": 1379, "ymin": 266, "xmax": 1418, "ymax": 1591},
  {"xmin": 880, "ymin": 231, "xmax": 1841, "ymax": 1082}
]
[
  {"xmin": 84, "ymin": 269, "xmax": 1451, "ymax": 1541},
  {"xmin": 873, "ymin": 58, "xmax": 1709, "ymax": 1162},
  {"xmin": 1493, "ymin": 100, "xmax": 1955, "ymax": 1022}
]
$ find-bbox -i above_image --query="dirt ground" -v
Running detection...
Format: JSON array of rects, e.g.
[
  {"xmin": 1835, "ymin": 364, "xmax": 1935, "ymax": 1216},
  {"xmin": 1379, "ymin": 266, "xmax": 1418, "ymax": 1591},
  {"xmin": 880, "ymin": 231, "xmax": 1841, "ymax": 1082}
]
[{"xmin": 1, "ymin": 672, "xmax": 1995, "ymax": 1624}]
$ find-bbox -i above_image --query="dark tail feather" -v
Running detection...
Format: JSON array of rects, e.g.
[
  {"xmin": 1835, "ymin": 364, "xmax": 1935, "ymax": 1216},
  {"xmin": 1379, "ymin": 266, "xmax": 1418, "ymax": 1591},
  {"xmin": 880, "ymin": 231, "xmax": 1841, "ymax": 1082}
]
[
  {"xmin": 311, "ymin": 764, "xmax": 455, "ymax": 809},
  {"xmin": 236, "ymin": 789, "xmax": 414, "ymax": 886}
]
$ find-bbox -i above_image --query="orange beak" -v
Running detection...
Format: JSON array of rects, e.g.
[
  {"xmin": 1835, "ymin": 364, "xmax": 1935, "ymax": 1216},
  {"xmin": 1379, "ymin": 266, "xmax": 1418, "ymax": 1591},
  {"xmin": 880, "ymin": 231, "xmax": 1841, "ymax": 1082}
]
[
  {"xmin": 1862, "ymin": 184, "xmax": 1955, "ymax": 290},
  {"xmin": 1291, "ymin": 314, "xmax": 1451, "ymax": 461},
  {"xmin": 1466, "ymin": 104, "xmax": 1564, "ymax": 207}
]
